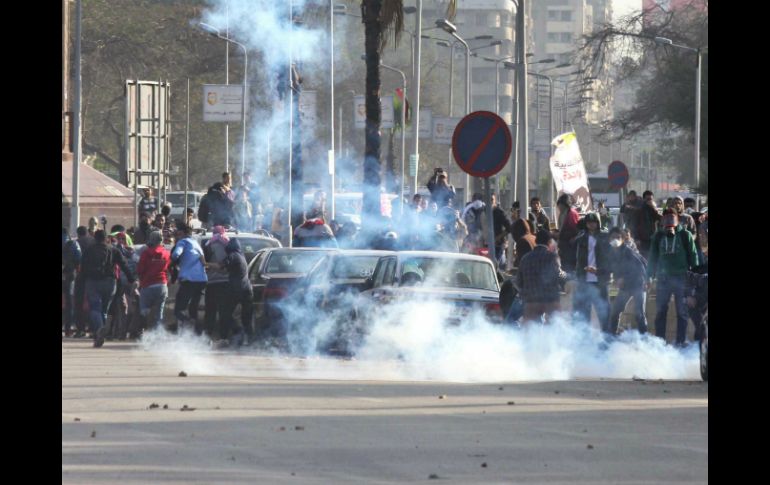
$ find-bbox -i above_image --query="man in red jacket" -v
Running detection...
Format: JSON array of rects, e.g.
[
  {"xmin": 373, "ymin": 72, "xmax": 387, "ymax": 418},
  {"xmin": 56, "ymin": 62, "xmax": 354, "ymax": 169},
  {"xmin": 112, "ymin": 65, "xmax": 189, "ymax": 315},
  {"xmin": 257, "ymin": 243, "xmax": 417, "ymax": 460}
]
[
  {"xmin": 136, "ymin": 231, "xmax": 171, "ymax": 331},
  {"xmin": 556, "ymin": 194, "xmax": 580, "ymax": 273}
]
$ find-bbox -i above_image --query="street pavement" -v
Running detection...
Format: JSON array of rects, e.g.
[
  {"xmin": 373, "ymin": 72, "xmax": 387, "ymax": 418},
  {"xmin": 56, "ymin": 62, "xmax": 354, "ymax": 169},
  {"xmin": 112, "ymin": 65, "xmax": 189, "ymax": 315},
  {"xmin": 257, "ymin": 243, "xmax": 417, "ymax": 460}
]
[{"xmin": 62, "ymin": 339, "xmax": 708, "ymax": 484}]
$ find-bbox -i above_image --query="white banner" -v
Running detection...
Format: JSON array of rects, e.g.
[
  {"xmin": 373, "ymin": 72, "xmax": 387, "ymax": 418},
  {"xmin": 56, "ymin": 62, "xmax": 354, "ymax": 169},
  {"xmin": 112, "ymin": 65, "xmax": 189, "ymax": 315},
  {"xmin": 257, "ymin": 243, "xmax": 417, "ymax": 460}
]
[
  {"xmin": 549, "ymin": 132, "xmax": 593, "ymax": 213},
  {"xmin": 202, "ymin": 84, "xmax": 247, "ymax": 122},
  {"xmin": 432, "ymin": 117, "xmax": 462, "ymax": 145},
  {"xmin": 354, "ymin": 95, "xmax": 394, "ymax": 129}
]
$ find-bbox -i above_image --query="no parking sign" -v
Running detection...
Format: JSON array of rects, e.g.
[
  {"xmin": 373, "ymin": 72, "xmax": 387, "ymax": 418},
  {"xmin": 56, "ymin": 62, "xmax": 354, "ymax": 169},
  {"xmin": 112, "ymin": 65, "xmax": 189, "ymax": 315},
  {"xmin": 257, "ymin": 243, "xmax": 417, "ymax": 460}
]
[
  {"xmin": 608, "ymin": 160, "xmax": 629, "ymax": 190},
  {"xmin": 451, "ymin": 111, "xmax": 511, "ymax": 178}
]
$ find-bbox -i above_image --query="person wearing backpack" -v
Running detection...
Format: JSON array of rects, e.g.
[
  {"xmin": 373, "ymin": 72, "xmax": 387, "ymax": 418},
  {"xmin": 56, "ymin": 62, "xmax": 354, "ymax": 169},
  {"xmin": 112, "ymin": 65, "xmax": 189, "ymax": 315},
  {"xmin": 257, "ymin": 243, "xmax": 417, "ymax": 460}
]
[
  {"xmin": 62, "ymin": 229, "xmax": 82, "ymax": 337},
  {"xmin": 647, "ymin": 209, "xmax": 698, "ymax": 346},
  {"xmin": 607, "ymin": 227, "xmax": 649, "ymax": 335},
  {"xmin": 80, "ymin": 230, "xmax": 135, "ymax": 347}
]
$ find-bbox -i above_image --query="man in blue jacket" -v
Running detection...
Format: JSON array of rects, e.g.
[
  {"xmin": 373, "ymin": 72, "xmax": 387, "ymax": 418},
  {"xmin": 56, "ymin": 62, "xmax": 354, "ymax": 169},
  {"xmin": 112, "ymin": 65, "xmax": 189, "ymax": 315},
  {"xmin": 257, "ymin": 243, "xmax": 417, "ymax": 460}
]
[
  {"xmin": 171, "ymin": 223, "xmax": 208, "ymax": 332},
  {"xmin": 607, "ymin": 227, "xmax": 649, "ymax": 335}
]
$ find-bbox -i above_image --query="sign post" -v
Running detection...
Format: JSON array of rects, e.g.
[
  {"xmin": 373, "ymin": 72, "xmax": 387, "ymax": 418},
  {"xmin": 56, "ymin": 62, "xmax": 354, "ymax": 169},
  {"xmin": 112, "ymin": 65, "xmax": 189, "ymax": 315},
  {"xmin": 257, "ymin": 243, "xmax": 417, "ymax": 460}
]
[{"xmin": 451, "ymin": 111, "xmax": 512, "ymax": 268}]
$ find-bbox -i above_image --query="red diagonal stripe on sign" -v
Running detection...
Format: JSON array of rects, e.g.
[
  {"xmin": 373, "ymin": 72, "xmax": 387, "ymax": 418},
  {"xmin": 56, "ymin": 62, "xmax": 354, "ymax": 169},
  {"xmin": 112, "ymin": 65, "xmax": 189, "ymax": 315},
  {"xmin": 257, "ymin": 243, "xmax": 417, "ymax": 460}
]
[{"xmin": 459, "ymin": 122, "xmax": 501, "ymax": 171}]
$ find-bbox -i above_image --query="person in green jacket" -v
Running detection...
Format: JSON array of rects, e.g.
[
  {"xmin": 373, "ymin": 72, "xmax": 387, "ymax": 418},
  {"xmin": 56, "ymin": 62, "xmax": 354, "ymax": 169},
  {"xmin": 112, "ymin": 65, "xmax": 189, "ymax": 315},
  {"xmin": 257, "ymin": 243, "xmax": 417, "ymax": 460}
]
[{"xmin": 647, "ymin": 208, "xmax": 698, "ymax": 346}]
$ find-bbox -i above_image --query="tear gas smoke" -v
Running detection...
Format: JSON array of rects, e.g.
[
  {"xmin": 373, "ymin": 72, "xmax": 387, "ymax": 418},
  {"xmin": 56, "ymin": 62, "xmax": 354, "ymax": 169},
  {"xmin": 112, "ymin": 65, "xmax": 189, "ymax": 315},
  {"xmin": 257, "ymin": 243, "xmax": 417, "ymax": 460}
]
[
  {"xmin": 140, "ymin": 296, "xmax": 699, "ymax": 383},
  {"xmin": 199, "ymin": 0, "xmax": 333, "ymax": 208},
  {"xmin": 199, "ymin": 0, "xmax": 405, "ymax": 245}
]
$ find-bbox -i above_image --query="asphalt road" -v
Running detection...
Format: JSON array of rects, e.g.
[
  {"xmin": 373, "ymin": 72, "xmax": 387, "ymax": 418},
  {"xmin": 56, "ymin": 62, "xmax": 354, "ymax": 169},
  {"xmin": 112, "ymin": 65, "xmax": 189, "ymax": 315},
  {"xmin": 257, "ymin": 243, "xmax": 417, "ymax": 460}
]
[{"xmin": 62, "ymin": 339, "xmax": 708, "ymax": 484}]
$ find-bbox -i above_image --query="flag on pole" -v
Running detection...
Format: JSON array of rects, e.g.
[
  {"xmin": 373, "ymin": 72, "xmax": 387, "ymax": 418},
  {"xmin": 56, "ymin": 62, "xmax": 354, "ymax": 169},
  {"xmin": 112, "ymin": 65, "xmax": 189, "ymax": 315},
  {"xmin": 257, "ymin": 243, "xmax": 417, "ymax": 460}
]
[
  {"xmin": 393, "ymin": 88, "xmax": 411, "ymax": 130},
  {"xmin": 549, "ymin": 132, "xmax": 593, "ymax": 213}
]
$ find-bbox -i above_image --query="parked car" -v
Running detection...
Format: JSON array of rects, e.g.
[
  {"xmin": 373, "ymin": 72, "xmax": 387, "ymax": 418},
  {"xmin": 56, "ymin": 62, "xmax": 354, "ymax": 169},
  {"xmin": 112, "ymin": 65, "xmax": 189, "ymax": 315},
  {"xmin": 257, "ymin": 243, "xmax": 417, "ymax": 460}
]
[
  {"xmin": 147, "ymin": 231, "xmax": 279, "ymax": 328},
  {"xmin": 247, "ymin": 247, "xmax": 337, "ymax": 341},
  {"xmin": 164, "ymin": 191, "xmax": 205, "ymax": 221},
  {"xmin": 290, "ymin": 249, "xmax": 395, "ymax": 353},
  {"xmin": 198, "ymin": 230, "xmax": 281, "ymax": 264},
  {"xmin": 352, "ymin": 251, "xmax": 502, "ymax": 348}
]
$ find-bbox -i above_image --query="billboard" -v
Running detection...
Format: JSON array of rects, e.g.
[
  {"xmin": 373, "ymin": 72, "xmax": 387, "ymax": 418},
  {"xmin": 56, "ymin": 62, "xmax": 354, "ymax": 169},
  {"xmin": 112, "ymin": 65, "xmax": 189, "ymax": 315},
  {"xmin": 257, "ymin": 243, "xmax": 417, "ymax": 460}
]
[
  {"xmin": 125, "ymin": 80, "xmax": 170, "ymax": 192},
  {"xmin": 404, "ymin": 108, "xmax": 433, "ymax": 139},
  {"xmin": 354, "ymin": 95, "xmax": 394, "ymax": 129},
  {"xmin": 202, "ymin": 84, "xmax": 248, "ymax": 122},
  {"xmin": 432, "ymin": 117, "xmax": 462, "ymax": 145}
]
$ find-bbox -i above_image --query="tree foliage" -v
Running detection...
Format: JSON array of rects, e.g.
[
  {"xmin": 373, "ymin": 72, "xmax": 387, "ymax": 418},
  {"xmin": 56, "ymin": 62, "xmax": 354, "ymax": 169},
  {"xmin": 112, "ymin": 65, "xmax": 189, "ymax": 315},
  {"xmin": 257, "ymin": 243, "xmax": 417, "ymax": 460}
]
[
  {"xmin": 578, "ymin": 0, "xmax": 707, "ymax": 185},
  {"xmin": 76, "ymin": 0, "xmax": 249, "ymax": 190}
]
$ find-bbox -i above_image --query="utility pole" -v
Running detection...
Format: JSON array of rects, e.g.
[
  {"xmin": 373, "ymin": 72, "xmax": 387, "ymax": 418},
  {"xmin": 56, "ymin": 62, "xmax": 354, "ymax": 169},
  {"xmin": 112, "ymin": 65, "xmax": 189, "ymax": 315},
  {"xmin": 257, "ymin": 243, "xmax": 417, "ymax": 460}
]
[
  {"xmin": 70, "ymin": 0, "xmax": 82, "ymax": 235},
  {"xmin": 516, "ymin": 0, "xmax": 529, "ymax": 222},
  {"xmin": 411, "ymin": 0, "xmax": 423, "ymax": 197}
]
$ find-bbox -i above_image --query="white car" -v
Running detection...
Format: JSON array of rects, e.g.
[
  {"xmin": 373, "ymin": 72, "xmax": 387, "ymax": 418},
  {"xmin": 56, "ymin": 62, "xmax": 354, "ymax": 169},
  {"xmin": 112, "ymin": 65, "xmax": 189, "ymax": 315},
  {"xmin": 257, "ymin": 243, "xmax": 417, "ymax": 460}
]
[
  {"xmin": 357, "ymin": 251, "xmax": 502, "ymax": 326},
  {"xmin": 164, "ymin": 191, "xmax": 205, "ymax": 220}
]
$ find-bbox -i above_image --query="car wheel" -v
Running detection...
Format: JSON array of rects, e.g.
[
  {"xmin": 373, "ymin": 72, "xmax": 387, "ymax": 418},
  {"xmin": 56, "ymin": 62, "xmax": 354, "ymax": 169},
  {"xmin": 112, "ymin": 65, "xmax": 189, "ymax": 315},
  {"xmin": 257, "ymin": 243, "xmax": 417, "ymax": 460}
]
[{"xmin": 699, "ymin": 312, "xmax": 708, "ymax": 382}]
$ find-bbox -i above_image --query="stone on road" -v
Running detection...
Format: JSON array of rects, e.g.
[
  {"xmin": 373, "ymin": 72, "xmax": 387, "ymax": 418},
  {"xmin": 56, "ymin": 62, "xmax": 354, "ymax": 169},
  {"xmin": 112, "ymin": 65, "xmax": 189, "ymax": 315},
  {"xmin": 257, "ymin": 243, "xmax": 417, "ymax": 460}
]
[{"xmin": 62, "ymin": 341, "xmax": 707, "ymax": 484}]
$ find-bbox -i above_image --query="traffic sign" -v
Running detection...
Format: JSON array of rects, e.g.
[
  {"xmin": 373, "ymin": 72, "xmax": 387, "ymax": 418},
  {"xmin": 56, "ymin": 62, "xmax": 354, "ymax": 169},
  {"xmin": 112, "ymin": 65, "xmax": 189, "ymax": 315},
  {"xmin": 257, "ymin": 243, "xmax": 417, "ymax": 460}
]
[
  {"xmin": 608, "ymin": 160, "xmax": 629, "ymax": 190},
  {"xmin": 451, "ymin": 111, "xmax": 512, "ymax": 178}
]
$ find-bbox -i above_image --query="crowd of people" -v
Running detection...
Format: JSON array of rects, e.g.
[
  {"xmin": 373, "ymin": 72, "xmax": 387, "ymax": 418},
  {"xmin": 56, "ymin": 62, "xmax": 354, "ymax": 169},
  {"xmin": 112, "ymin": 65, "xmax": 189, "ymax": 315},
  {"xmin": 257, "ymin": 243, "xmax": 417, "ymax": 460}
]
[
  {"xmin": 62, "ymin": 221, "xmax": 254, "ymax": 348},
  {"xmin": 63, "ymin": 166, "xmax": 708, "ymax": 348},
  {"xmin": 507, "ymin": 191, "xmax": 708, "ymax": 347}
]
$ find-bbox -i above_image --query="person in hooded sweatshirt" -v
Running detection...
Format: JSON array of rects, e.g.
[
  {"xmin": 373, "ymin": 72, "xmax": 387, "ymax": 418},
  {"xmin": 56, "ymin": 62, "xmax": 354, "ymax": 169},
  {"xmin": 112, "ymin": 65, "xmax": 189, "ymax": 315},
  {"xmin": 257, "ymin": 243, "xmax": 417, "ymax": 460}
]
[
  {"xmin": 573, "ymin": 212, "xmax": 612, "ymax": 331},
  {"xmin": 222, "ymin": 238, "xmax": 254, "ymax": 346},
  {"xmin": 80, "ymin": 230, "xmax": 135, "ymax": 348},
  {"xmin": 511, "ymin": 217, "xmax": 537, "ymax": 269},
  {"xmin": 136, "ymin": 230, "xmax": 171, "ymax": 332},
  {"xmin": 607, "ymin": 227, "xmax": 649, "ymax": 336},
  {"xmin": 648, "ymin": 208, "xmax": 698, "ymax": 346}
]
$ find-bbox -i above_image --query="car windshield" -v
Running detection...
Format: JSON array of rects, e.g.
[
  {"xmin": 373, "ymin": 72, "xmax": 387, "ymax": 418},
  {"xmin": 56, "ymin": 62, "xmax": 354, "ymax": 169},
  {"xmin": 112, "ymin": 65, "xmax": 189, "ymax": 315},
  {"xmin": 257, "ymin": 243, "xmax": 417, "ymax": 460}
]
[
  {"xmin": 399, "ymin": 257, "xmax": 498, "ymax": 291},
  {"xmin": 330, "ymin": 256, "xmax": 382, "ymax": 279},
  {"xmin": 265, "ymin": 250, "xmax": 329, "ymax": 274}
]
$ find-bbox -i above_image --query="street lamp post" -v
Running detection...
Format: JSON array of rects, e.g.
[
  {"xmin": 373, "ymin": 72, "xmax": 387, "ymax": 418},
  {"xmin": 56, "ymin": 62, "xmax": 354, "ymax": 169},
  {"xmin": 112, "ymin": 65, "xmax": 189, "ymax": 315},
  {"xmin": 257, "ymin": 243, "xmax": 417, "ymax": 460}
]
[
  {"xmin": 199, "ymin": 23, "xmax": 248, "ymax": 182},
  {"xmin": 436, "ymin": 19, "xmax": 473, "ymax": 206},
  {"xmin": 338, "ymin": 90, "xmax": 356, "ymax": 168},
  {"xmin": 329, "ymin": 0, "xmax": 335, "ymax": 219},
  {"xmin": 412, "ymin": 0, "xmax": 424, "ymax": 199},
  {"xmin": 434, "ymin": 37, "xmax": 498, "ymax": 118},
  {"xmin": 528, "ymin": 71, "xmax": 554, "ymax": 213},
  {"xmin": 653, "ymin": 36, "xmax": 704, "ymax": 210},
  {"xmin": 435, "ymin": 40, "xmax": 456, "ymax": 116},
  {"xmin": 71, "ymin": 0, "xmax": 82, "ymax": 234},
  {"xmin": 436, "ymin": 18, "xmax": 497, "ymax": 265}
]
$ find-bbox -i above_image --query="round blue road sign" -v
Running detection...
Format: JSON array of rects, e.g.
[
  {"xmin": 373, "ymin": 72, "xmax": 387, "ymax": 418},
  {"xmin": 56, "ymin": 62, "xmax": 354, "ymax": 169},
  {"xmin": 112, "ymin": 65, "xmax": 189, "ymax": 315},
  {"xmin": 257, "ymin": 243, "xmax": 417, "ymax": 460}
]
[
  {"xmin": 607, "ymin": 160, "xmax": 629, "ymax": 190},
  {"xmin": 452, "ymin": 111, "xmax": 512, "ymax": 178}
]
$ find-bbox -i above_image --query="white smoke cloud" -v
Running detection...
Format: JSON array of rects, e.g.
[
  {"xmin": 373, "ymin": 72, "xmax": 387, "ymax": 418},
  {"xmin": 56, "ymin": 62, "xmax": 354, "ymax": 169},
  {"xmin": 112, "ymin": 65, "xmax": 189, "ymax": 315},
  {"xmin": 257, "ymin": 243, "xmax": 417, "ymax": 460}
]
[
  {"xmin": 198, "ymin": 0, "xmax": 332, "ymax": 204},
  {"xmin": 139, "ymin": 297, "xmax": 700, "ymax": 383}
]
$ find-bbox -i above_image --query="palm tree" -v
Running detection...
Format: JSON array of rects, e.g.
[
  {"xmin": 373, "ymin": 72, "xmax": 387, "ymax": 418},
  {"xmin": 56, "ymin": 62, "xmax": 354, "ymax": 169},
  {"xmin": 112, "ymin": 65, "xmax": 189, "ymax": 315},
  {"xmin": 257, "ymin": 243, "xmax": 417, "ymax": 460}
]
[{"xmin": 360, "ymin": 0, "xmax": 455, "ymax": 240}]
